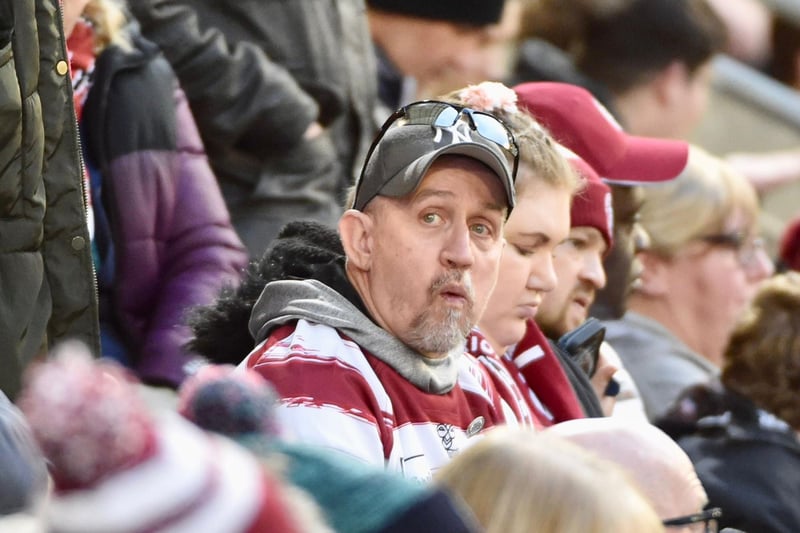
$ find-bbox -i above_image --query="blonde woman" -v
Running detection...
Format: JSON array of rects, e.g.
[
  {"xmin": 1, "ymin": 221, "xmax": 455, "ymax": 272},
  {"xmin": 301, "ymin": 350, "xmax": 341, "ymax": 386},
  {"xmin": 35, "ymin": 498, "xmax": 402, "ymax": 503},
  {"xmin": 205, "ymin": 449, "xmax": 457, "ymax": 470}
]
[
  {"xmin": 442, "ymin": 82, "xmax": 585, "ymax": 427},
  {"xmin": 62, "ymin": 0, "xmax": 247, "ymax": 387},
  {"xmin": 436, "ymin": 427, "xmax": 665, "ymax": 533},
  {"xmin": 604, "ymin": 144, "xmax": 774, "ymax": 420}
]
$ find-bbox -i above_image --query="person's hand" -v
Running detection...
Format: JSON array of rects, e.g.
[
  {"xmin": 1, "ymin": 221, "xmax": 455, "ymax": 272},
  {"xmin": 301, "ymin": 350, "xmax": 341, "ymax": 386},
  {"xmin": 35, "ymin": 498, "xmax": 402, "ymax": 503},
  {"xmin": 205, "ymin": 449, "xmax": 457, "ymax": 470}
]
[
  {"xmin": 590, "ymin": 351, "xmax": 619, "ymax": 416},
  {"xmin": 302, "ymin": 121, "xmax": 324, "ymax": 140}
]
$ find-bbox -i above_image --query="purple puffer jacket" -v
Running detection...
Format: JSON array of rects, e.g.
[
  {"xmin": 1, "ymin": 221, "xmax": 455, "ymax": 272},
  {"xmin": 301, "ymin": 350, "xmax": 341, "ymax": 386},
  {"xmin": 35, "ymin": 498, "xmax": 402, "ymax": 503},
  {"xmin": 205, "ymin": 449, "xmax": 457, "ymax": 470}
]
[{"xmin": 82, "ymin": 34, "xmax": 248, "ymax": 387}]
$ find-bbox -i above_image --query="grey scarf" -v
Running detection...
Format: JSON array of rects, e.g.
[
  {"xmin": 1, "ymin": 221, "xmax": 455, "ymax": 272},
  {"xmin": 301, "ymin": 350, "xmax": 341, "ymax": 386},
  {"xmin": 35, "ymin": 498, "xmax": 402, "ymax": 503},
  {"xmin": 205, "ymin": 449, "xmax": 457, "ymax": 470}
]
[{"xmin": 249, "ymin": 279, "xmax": 461, "ymax": 393}]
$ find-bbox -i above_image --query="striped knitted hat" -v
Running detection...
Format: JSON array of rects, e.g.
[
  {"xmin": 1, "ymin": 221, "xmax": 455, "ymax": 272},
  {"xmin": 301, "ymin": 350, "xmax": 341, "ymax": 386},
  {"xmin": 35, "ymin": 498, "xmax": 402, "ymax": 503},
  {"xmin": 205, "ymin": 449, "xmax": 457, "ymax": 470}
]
[{"xmin": 17, "ymin": 344, "xmax": 304, "ymax": 533}]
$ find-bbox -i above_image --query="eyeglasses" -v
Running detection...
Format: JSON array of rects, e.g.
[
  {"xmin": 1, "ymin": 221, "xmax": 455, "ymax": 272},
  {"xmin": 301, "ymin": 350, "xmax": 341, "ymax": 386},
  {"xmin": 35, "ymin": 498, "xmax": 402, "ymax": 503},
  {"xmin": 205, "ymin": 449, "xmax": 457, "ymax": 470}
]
[
  {"xmin": 663, "ymin": 507, "xmax": 722, "ymax": 532},
  {"xmin": 354, "ymin": 101, "xmax": 519, "ymax": 207},
  {"xmin": 699, "ymin": 232, "xmax": 766, "ymax": 269}
]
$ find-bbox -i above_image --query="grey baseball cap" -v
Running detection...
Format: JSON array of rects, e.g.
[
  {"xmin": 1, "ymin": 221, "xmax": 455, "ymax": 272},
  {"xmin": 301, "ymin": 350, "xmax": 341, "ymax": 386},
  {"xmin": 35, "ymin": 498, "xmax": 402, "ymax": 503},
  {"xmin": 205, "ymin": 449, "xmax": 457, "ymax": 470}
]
[{"xmin": 353, "ymin": 123, "xmax": 516, "ymax": 211}]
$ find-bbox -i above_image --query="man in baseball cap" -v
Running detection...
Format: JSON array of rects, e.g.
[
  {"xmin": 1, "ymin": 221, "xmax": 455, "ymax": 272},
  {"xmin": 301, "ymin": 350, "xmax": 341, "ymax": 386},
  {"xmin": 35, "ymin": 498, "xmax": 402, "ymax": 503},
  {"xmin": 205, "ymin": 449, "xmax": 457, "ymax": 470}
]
[
  {"xmin": 352, "ymin": 100, "xmax": 517, "ymax": 211},
  {"xmin": 513, "ymin": 82, "xmax": 688, "ymax": 418},
  {"xmin": 243, "ymin": 101, "xmax": 520, "ymax": 480},
  {"xmin": 515, "ymin": 81, "xmax": 689, "ymax": 320}
]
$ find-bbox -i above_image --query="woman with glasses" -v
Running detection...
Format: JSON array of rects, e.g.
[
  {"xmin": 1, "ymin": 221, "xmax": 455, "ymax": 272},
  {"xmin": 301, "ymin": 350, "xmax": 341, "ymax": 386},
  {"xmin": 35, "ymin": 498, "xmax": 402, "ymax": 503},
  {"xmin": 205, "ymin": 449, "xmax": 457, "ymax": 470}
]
[
  {"xmin": 603, "ymin": 144, "xmax": 774, "ymax": 422},
  {"xmin": 657, "ymin": 272, "xmax": 800, "ymax": 533}
]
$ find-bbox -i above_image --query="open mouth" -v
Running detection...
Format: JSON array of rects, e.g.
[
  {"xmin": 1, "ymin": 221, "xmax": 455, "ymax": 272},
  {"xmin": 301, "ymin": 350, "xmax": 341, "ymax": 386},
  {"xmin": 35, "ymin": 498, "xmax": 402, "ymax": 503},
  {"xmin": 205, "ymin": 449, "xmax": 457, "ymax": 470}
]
[{"xmin": 439, "ymin": 283, "xmax": 470, "ymax": 306}]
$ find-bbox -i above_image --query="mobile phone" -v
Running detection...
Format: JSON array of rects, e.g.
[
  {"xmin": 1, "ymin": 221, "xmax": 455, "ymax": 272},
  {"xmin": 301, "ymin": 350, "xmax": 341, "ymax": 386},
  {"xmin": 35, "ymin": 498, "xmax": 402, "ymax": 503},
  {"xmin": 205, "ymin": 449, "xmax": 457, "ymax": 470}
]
[{"xmin": 557, "ymin": 317, "xmax": 606, "ymax": 377}]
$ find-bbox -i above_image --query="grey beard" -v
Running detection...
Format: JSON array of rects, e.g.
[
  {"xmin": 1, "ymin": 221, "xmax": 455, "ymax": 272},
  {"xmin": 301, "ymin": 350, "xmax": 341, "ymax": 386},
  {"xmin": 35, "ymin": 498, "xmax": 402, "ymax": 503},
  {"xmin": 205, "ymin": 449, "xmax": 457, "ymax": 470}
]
[{"xmin": 405, "ymin": 305, "xmax": 473, "ymax": 355}]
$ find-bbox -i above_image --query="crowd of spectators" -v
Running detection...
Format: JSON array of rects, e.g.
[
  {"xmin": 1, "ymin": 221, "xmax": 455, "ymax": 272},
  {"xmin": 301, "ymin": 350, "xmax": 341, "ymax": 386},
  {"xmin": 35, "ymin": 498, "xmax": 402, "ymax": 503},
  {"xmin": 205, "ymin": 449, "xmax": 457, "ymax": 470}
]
[{"xmin": 2, "ymin": 0, "xmax": 799, "ymax": 531}]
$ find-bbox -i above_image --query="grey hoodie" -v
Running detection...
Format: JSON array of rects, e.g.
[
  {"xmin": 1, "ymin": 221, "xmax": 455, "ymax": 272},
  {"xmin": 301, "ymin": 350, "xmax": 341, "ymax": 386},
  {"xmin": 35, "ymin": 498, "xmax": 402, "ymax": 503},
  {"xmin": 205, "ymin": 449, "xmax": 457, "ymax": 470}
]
[{"xmin": 249, "ymin": 279, "xmax": 462, "ymax": 394}]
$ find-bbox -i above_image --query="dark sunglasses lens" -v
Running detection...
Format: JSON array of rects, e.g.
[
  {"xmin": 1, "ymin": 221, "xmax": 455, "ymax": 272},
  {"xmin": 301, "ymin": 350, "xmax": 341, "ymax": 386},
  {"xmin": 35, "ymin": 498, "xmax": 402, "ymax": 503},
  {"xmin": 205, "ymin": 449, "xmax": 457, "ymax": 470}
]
[{"xmin": 471, "ymin": 113, "xmax": 513, "ymax": 150}]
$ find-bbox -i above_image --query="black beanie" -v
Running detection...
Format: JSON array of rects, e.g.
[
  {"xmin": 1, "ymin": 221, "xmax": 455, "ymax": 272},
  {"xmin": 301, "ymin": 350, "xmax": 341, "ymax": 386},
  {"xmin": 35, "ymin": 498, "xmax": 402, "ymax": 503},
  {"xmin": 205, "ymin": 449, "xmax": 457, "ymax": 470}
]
[{"xmin": 368, "ymin": 0, "xmax": 506, "ymax": 26}]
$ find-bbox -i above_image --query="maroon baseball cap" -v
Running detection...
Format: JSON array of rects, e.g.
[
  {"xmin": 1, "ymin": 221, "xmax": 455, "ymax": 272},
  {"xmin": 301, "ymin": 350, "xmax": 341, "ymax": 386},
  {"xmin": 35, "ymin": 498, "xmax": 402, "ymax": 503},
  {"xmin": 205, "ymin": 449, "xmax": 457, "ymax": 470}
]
[{"xmin": 514, "ymin": 82, "xmax": 688, "ymax": 185}]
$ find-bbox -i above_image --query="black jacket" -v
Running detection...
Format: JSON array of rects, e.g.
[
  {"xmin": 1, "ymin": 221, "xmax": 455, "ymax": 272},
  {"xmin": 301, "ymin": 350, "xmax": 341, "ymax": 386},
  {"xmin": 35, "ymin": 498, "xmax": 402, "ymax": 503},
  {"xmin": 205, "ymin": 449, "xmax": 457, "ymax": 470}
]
[
  {"xmin": 129, "ymin": 0, "xmax": 379, "ymax": 254},
  {"xmin": 658, "ymin": 382, "xmax": 800, "ymax": 533}
]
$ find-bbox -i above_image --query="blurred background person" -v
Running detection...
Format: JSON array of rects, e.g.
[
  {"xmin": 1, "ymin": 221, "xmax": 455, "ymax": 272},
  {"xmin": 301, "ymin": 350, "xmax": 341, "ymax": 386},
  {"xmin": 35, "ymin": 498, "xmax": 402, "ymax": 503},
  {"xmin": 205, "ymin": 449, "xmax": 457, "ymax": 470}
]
[
  {"xmin": 435, "ymin": 427, "xmax": 665, "ymax": 533},
  {"xmin": 18, "ymin": 343, "xmax": 330, "ymax": 533},
  {"xmin": 604, "ymin": 145, "xmax": 774, "ymax": 421},
  {"xmin": 130, "ymin": 0, "xmax": 378, "ymax": 255},
  {"xmin": 657, "ymin": 272, "xmax": 800, "ymax": 533},
  {"xmin": 366, "ymin": 0, "xmax": 515, "ymax": 112},
  {"xmin": 548, "ymin": 417, "xmax": 716, "ymax": 532},
  {"xmin": 1, "ymin": 0, "xmax": 100, "ymax": 401},
  {"xmin": 512, "ymin": 0, "xmax": 800, "ymax": 197},
  {"xmin": 178, "ymin": 365, "xmax": 482, "ymax": 533},
  {"xmin": 63, "ymin": 0, "xmax": 248, "ymax": 389},
  {"xmin": 513, "ymin": 0, "xmax": 725, "ymax": 140}
]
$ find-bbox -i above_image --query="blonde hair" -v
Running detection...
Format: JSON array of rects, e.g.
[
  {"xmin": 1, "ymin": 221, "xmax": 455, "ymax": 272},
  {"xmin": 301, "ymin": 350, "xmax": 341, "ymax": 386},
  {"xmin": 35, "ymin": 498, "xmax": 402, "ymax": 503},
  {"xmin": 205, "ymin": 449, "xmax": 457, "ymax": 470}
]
[
  {"xmin": 82, "ymin": 0, "xmax": 131, "ymax": 52},
  {"xmin": 722, "ymin": 271, "xmax": 800, "ymax": 430},
  {"xmin": 638, "ymin": 144, "xmax": 759, "ymax": 257},
  {"xmin": 435, "ymin": 428, "xmax": 665, "ymax": 533}
]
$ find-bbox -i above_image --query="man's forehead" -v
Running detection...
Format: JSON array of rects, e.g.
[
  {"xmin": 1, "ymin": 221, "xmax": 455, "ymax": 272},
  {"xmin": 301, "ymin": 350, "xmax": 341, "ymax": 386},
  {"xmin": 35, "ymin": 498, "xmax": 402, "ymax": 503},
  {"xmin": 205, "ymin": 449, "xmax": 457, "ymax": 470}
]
[{"xmin": 570, "ymin": 226, "xmax": 605, "ymax": 240}]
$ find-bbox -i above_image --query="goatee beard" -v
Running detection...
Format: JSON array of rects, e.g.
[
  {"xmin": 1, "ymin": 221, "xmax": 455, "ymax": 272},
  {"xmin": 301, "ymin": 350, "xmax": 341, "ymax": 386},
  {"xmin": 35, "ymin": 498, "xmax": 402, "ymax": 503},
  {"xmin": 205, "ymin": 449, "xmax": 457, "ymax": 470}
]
[{"xmin": 404, "ymin": 271, "xmax": 475, "ymax": 355}]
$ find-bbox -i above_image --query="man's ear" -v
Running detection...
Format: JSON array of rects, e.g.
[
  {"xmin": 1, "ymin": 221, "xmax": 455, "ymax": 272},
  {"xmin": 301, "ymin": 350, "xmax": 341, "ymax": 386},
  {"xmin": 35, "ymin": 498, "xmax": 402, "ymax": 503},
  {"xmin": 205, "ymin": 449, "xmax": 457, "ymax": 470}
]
[
  {"xmin": 339, "ymin": 209, "xmax": 374, "ymax": 271},
  {"xmin": 636, "ymin": 251, "xmax": 671, "ymax": 297}
]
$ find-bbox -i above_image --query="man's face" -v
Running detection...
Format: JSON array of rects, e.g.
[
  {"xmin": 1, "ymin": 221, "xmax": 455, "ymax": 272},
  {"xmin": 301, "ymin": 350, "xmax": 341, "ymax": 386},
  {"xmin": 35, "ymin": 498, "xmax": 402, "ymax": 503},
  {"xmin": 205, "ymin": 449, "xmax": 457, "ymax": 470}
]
[
  {"xmin": 413, "ymin": 4, "xmax": 520, "ymax": 97},
  {"xmin": 591, "ymin": 185, "xmax": 647, "ymax": 320},
  {"xmin": 536, "ymin": 226, "xmax": 608, "ymax": 339},
  {"xmin": 364, "ymin": 157, "xmax": 507, "ymax": 357},
  {"xmin": 479, "ymin": 177, "xmax": 572, "ymax": 352}
]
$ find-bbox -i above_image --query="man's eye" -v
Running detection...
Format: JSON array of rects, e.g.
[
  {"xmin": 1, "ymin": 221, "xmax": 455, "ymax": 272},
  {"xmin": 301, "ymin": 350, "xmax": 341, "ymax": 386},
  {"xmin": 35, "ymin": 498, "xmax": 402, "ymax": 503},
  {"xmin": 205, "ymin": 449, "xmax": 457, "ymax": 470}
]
[
  {"xmin": 422, "ymin": 213, "xmax": 440, "ymax": 224},
  {"xmin": 471, "ymin": 223, "xmax": 489, "ymax": 236}
]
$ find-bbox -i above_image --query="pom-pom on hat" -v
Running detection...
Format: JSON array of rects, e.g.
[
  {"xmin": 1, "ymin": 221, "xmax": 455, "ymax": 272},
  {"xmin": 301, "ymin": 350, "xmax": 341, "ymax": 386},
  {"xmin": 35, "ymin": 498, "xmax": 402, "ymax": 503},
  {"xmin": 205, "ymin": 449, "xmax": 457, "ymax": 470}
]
[
  {"xmin": 18, "ymin": 343, "xmax": 304, "ymax": 533},
  {"xmin": 367, "ymin": 0, "xmax": 506, "ymax": 26},
  {"xmin": 178, "ymin": 364, "xmax": 280, "ymax": 438},
  {"xmin": 514, "ymin": 82, "xmax": 688, "ymax": 185}
]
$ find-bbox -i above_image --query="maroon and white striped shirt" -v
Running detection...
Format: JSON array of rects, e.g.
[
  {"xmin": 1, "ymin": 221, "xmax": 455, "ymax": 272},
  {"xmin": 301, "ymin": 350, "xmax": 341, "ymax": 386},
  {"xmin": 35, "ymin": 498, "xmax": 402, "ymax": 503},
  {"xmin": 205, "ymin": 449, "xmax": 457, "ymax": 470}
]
[{"xmin": 242, "ymin": 319, "xmax": 516, "ymax": 482}]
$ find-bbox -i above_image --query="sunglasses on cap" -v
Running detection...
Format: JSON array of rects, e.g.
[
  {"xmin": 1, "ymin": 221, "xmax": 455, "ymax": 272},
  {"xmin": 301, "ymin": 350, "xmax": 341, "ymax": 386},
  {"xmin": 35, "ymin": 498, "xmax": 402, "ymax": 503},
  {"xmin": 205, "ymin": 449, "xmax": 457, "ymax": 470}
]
[{"xmin": 355, "ymin": 100, "xmax": 520, "ymax": 203}]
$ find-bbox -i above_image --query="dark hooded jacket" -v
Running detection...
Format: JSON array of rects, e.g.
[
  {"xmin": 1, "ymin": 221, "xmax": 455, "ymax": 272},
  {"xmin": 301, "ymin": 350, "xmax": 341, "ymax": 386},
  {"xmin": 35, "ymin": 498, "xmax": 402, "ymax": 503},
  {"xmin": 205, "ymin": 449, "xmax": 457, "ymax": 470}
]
[
  {"xmin": 129, "ymin": 0, "xmax": 379, "ymax": 254},
  {"xmin": 80, "ymin": 30, "xmax": 248, "ymax": 386},
  {"xmin": 658, "ymin": 381, "xmax": 800, "ymax": 533}
]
